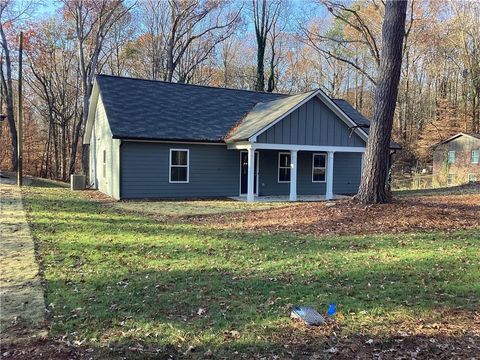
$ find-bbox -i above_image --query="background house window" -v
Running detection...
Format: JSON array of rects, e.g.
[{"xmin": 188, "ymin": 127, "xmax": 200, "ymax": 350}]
[
  {"xmin": 447, "ymin": 150, "xmax": 455, "ymax": 164},
  {"xmin": 278, "ymin": 153, "xmax": 291, "ymax": 182},
  {"xmin": 102, "ymin": 150, "xmax": 106, "ymax": 178},
  {"xmin": 447, "ymin": 173, "xmax": 455, "ymax": 186},
  {"xmin": 468, "ymin": 174, "xmax": 477, "ymax": 182},
  {"xmin": 170, "ymin": 149, "xmax": 189, "ymax": 183},
  {"xmin": 312, "ymin": 153, "xmax": 326, "ymax": 182},
  {"xmin": 472, "ymin": 149, "xmax": 479, "ymax": 164}
]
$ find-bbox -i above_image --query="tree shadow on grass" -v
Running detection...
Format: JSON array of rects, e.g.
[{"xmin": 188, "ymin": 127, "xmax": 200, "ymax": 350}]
[
  {"xmin": 23, "ymin": 185, "xmax": 480, "ymax": 358},
  {"xmin": 42, "ymin": 254, "xmax": 479, "ymax": 357}
]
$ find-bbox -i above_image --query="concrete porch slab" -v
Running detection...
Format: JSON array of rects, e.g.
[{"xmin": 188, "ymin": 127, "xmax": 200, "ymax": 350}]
[{"xmin": 229, "ymin": 194, "xmax": 349, "ymax": 202}]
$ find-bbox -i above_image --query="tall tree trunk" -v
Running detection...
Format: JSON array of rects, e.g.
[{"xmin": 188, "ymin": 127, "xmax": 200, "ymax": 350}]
[
  {"xmin": 0, "ymin": 26, "xmax": 18, "ymax": 170},
  {"xmin": 356, "ymin": 0, "xmax": 408, "ymax": 204},
  {"xmin": 61, "ymin": 121, "xmax": 67, "ymax": 180},
  {"xmin": 267, "ymin": 39, "xmax": 276, "ymax": 92},
  {"xmin": 69, "ymin": 114, "xmax": 83, "ymax": 176},
  {"xmin": 255, "ymin": 40, "xmax": 265, "ymax": 91}
]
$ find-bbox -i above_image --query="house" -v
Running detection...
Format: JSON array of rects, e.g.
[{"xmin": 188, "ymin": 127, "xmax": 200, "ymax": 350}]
[
  {"xmin": 432, "ymin": 133, "xmax": 480, "ymax": 186},
  {"xmin": 84, "ymin": 75, "xmax": 400, "ymax": 201}
]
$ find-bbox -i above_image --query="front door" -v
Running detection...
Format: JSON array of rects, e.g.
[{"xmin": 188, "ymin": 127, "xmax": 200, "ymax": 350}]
[{"xmin": 240, "ymin": 151, "xmax": 258, "ymax": 195}]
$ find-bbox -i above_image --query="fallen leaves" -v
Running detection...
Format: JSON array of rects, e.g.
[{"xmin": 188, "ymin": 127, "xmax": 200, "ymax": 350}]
[{"xmin": 189, "ymin": 193, "xmax": 480, "ymax": 237}]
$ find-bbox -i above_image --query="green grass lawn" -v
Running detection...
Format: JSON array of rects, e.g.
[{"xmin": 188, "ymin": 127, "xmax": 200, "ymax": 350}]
[{"xmin": 22, "ymin": 183, "xmax": 480, "ymax": 358}]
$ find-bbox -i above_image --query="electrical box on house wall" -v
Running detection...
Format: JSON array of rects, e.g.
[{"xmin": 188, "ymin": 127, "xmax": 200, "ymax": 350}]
[{"xmin": 71, "ymin": 174, "xmax": 86, "ymax": 191}]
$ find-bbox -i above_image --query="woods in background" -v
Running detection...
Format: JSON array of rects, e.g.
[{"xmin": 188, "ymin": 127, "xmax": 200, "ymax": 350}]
[{"xmin": 1, "ymin": 0, "xmax": 479, "ymax": 180}]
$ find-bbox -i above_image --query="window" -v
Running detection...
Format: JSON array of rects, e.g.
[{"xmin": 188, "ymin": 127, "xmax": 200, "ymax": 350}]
[
  {"xmin": 102, "ymin": 150, "xmax": 106, "ymax": 178},
  {"xmin": 447, "ymin": 173, "xmax": 455, "ymax": 186},
  {"xmin": 447, "ymin": 150, "xmax": 455, "ymax": 164},
  {"xmin": 312, "ymin": 153, "xmax": 326, "ymax": 182},
  {"xmin": 468, "ymin": 174, "xmax": 477, "ymax": 183},
  {"xmin": 169, "ymin": 149, "xmax": 189, "ymax": 183},
  {"xmin": 278, "ymin": 153, "xmax": 291, "ymax": 183},
  {"xmin": 472, "ymin": 149, "xmax": 479, "ymax": 164}
]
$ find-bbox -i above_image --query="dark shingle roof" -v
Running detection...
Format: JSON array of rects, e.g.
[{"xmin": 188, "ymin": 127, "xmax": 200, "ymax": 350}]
[
  {"xmin": 95, "ymin": 74, "xmax": 400, "ymax": 149},
  {"xmin": 332, "ymin": 99, "xmax": 371, "ymax": 131},
  {"xmin": 96, "ymin": 74, "xmax": 287, "ymax": 142}
]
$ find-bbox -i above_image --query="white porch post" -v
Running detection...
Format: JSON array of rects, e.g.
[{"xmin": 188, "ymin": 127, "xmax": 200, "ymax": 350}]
[
  {"xmin": 289, "ymin": 150, "xmax": 298, "ymax": 201},
  {"xmin": 326, "ymin": 151, "xmax": 335, "ymax": 200},
  {"xmin": 247, "ymin": 147, "xmax": 255, "ymax": 202}
]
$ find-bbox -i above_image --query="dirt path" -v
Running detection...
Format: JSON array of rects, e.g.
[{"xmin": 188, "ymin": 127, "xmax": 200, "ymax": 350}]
[{"xmin": 0, "ymin": 182, "xmax": 46, "ymax": 345}]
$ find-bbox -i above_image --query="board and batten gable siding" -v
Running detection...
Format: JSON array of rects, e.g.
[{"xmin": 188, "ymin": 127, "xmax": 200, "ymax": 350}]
[
  {"xmin": 89, "ymin": 94, "xmax": 120, "ymax": 199},
  {"xmin": 256, "ymin": 97, "xmax": 365, "ymax": 147},
  {"xmin": 120, "ymin": 142, "xmax": 239, "ymax": 199},
  {"xmin": 257, "ymin": 150, "xmax": 362, "ymax": 196}
]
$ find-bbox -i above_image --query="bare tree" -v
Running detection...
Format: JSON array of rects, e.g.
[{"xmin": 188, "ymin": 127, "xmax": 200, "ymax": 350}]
[
  {"xmin": 356, "ymin": 0, "xmax": 408, "ymax": 204},
  {"xmin": 452, "ymin": 1, "xmax": 480, "ymax": 133},
  {"xmin": 61, "ymin": 0, "xmax": 133, "ymax": 176},
  {"xmin": 27, "ymin": 18, "xmax": 81, "ymax": 180},
  {"xmin": 0, "ymin": 1, "xmax": 18, "ymax": 170},
  {"xmin": 164, "ymin": 0, "xmax": 241, "ymax": 83},
  {"xmin": 266, "ymin": 4, "xmax": 287, "ymax": 93},
  {"xmin": 252, "ymin": 0, "xmax": 281, "ymax": 91}
]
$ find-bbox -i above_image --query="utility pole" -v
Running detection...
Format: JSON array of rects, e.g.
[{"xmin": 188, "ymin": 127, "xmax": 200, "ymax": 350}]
[{"xmin": 17, "ymin": 31, "xmax": 23, "ymax": 186}]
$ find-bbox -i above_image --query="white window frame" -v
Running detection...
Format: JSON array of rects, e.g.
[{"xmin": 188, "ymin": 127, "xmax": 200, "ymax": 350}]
[
  {"xmin": 102, "ymin": 149, "xmax": 106, "ymax": 178},
  {"xmin": 312, "ymin": 153, "xmax": 327, "ymax": 183},
  {"xmin": 472, "ymin": 149, "xmax": 479, "ymax": 164},
  {"xmin": 447, "ymin": 150, "xmax": 455, "ymax": 164},
  {"xmin": 169, "ymin": 148, "xmax": 189, "ymax": 183},
  {"xmin": 447, "ymin": 173, "xmax": 455, "ymax": 186},
  {"xmin": 278, "ymin": 152, "xmax": 291, "ymax": 183}
]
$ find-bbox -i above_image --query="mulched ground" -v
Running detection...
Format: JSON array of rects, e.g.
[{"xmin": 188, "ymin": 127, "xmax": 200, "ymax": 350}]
[{"xmin": 188, "ymin": 193, "xmax": 480, "ymax": 236}]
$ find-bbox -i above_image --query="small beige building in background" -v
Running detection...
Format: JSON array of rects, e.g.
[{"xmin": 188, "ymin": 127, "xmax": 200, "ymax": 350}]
[{"xmin": 432, "ymin": 133, "xmax": 480, "ymax": 186}]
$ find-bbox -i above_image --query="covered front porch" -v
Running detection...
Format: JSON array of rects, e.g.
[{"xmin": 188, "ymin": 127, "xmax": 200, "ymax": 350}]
[{"xmin": 229, "ymin": 142, "xmax": 366, "ymax": 202}]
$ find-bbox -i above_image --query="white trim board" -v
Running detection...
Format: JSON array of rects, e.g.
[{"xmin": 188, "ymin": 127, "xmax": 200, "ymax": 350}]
[{"xmin": 228, "ymin": 142, "xmax": 366, "ymax": 153}]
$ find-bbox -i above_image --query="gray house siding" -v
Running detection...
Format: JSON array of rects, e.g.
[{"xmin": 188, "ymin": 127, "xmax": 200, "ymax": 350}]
[
  {"xmin": 256, "ymin": 97, "xmax": 365, "ymax": 147},
  {"xmin": 257, "ymin": 150, "xmax": 362, "ymax": 196},
  {"xmin": 120, "ymin": 142, "xmax": 239, "ymax": 199},
  {"xmin": 120, "ymin": 143, "xmax": 363, "ymax": 199},
  {"xmin": 333, "ymin": 152, "xmax": 363, "ymax": 194}
]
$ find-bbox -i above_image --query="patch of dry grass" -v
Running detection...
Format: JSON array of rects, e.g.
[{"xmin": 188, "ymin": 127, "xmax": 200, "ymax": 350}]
[
  {"xmin": 0, "ymin": 184, "xmax": 46, "ymax": 345},
  {"xmin": 113, "ymin": 199, "xmax": 293, "ymax": 217}
]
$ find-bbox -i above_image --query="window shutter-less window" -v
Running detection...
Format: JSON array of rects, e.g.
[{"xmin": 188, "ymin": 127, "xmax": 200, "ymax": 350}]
[
  {"xmin": 170, "ymin": 149, "xmax": 189, "ymax": 183},
  {"xmin": 278, "ymin": 153, "xmax": 291, "ymax": 182}
]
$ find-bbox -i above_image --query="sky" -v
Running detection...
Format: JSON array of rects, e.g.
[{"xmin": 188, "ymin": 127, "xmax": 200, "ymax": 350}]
[{"xmin": 32, "ymin": 0, "xmax": 329, "ymax": 25}]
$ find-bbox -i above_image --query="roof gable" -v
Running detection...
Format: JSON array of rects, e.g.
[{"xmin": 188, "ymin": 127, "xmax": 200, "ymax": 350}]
[
  {"xmin": 225, "ymin": 90, "xmax": 319, "ymax": 142},
  {"xmin": 226, "ymin": 89, "xmax": 370, "ymax": 144},
  {"xmin": 437, "ymin": 132, "xmax": 480, "ymax": 146},
  {"xmin": 255, "ymin": 96, "xmax": 367, "ymax": 147}
]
